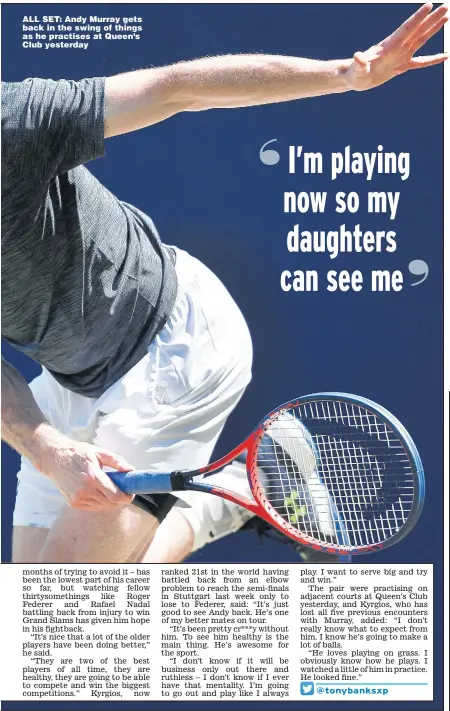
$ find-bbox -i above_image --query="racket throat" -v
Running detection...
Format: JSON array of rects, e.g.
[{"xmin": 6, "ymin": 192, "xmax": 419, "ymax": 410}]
[{"xmin": 170, "ymin": 470, "xmax": 192, "ymax": 490}]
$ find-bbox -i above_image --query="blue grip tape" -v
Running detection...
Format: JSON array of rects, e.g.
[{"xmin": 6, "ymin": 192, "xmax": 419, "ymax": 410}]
[{"xmin": 108, "ymin": 471, "xmax": 174, "ymax": 495}]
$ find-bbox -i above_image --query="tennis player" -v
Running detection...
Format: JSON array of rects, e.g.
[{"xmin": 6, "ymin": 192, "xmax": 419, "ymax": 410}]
[{"xmin": 2, "ymin": 4, "xmax": 447, "ymax": 563}]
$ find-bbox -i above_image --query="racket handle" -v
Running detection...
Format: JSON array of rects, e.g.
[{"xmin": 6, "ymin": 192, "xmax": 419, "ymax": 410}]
[{"xmin": 108, "ymin": 470, "xmax": 176, "ymax": 495}]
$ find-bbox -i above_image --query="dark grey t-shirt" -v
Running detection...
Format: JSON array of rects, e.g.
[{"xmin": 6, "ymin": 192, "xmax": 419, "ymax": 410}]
[{"xmin": 1, "ymin": 77, "xmax": 178, "ymax": 397}]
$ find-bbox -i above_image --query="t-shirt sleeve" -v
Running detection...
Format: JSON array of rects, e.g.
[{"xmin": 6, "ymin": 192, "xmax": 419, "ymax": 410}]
[{"xmin": 1, "ymin": 77, "xmax": 105, "ymax": 179}]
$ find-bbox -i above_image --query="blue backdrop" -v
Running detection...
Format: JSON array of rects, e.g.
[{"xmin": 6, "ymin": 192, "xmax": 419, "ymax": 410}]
[{"xmin": 1, "ymin": 4, "xmax": 444, "ymax": 709}]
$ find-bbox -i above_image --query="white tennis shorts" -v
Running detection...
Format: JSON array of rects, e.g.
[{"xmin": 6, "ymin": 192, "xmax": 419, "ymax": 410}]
[{"xmin": 13, "ymin": 247, "xmax": 254, "ymax": 551}]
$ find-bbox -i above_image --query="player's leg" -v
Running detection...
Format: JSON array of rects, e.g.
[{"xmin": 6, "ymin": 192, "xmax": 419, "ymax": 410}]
[
  {"xmin": 136, "ymin": 509, "xmax": 195, "ymax": 563},
  {"xmin": 12, "ymin": 526, "xmax": 49, "ymax": 563},
  {"xmin": 37, "ymin": 502, "xmax": 159, "ymax": 563},
  {"xmin": 13, "ymin": 519, "xmax": 160, "ymax": 564},
  {"xmin": 11, "ymin": 370, "xmax": 57, "ymax": 562}
]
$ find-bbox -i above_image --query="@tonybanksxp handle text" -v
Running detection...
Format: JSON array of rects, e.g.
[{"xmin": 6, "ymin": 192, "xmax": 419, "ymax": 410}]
[{"xmin": 308, "ymin": 685, "xmax": 391, "ymax": 696}]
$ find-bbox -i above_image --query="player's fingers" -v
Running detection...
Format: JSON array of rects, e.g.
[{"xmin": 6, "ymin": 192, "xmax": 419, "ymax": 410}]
[
  {"xmin": 91, "ymin": 464, "xmax": 134, "ymax": 503},
  {"xmin": 408, "ymin": 2, "xmax": 448, "ymax": 42},
  {"xmin": 92, "ymin": 448, "xmax": 135, "ymax": 500},
  {"xmin": 97, "ymin": 472, "xmax": 134, "ymax": 503},
  {"xmin": 409, "ymin": 52, "xmax": 448, "ymax": 67},
  {"xmin": 385, "ymin": 3, "xmax": 434, "ymax": 44},
  {"xmin": 409, "ymin": 14, "xmax": 448, "ymax": 54}
]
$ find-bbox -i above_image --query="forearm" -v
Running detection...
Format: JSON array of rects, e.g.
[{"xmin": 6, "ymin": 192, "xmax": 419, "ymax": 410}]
[
  {"xmin": 1, "ymin": 358, "xmax": 68, "ymax": 470},
  {"xmin": 105, "ymin": 54, "xmax": 353, "ymax": 136},
  {"xmin": 165, "ymin": 54, "xmax": 354, "ymax": 110}
]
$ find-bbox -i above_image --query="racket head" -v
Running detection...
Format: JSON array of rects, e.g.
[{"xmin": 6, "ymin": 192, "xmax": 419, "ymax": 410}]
[{"xmin": 245, "ymin": 393, "xmax": 425, "ymax": 555}]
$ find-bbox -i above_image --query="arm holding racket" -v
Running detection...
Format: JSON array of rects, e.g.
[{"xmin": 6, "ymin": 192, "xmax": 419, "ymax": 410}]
[{"xmin": 1, "ymin": 357, "xmax": 133, "ymax": 510}]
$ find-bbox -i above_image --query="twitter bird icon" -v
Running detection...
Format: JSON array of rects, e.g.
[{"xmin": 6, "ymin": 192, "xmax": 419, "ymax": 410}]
[{"xmin": 300, "ymin": 682, "xmax": 315, "ymax": 695}]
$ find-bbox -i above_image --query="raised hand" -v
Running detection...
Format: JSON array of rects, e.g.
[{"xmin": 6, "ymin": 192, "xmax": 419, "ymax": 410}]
[{"xmin": 345, "ymin": 3, "xmax": 448, "ymax": 91}]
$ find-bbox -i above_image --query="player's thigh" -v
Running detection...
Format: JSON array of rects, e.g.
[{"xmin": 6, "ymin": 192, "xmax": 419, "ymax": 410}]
[
  {"xmin": 37, "ymin": 503, "xmax": 159, "ymax": 563},
  {"xmin": 12, "ymin": 526, "xmax": 50, "ymax": 563},
  {"xmin": 137, "ymin": 509, "xmax": 195, "ymax": 563}
]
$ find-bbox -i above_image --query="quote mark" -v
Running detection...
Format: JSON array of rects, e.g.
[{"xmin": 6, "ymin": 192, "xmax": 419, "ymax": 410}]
[
  {"xmin": 408, "ymin": 260, "xmax": 429, "ymax": 286},
  {"xmin": 259, "ymin": 139, "xmax": 280, "ymax": 165}
]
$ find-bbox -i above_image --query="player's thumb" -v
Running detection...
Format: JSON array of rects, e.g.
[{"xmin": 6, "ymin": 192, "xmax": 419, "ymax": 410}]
[
  {"xmin": 353, "ymin": 51, "xmax": 370, "ymax": 73},
  {"xmin": 95, "ymin": 448, "xmax": 135, "ymax": 472}
]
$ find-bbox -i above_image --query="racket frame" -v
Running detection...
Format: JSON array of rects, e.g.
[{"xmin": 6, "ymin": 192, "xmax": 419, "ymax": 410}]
[
  {"xmin": 182, "ymin": 392, "xmax": 425, "ymax": 555},
  {"xmin": 110, "ymin": 392, "xmax": 425, "ymax": 555}
]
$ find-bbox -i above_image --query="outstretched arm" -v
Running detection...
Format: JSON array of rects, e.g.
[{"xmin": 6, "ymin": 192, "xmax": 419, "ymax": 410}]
[{"xmin": 105, "ymin": 3, "xmax": 447, "ymax": 137}]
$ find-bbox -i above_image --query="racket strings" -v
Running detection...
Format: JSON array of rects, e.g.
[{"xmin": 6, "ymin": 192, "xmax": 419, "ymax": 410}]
[{"xmin": 256, "ymin": 400, "xmax": 415, "ymax": 549}]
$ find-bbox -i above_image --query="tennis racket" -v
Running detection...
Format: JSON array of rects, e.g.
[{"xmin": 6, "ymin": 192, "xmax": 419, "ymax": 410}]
[{"xmin": 108, "ymin": 393, "xmax": 425, "ymax": 556}]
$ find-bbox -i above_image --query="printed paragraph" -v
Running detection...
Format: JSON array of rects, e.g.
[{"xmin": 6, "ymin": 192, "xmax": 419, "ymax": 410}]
[{"xmin": 0, "ymin": 564, "xmax": 433, "ymax": 701}]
